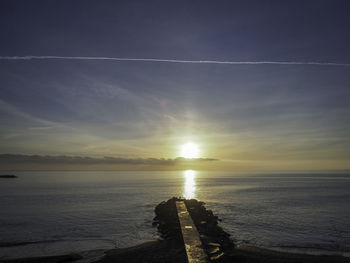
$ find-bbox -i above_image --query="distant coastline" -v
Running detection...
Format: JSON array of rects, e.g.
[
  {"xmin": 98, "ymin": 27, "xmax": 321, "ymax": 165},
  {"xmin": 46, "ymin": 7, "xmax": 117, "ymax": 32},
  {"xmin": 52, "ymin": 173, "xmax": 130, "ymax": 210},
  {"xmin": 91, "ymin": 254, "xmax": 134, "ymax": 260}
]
[{"xmin": 0, "ymin": 175, "xmax": 17, "ymax": 178}]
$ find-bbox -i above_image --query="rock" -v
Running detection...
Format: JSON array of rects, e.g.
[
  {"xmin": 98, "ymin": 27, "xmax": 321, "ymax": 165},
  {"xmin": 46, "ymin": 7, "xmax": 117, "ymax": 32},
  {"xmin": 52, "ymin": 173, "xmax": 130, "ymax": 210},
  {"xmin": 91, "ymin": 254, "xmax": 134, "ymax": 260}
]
[
  {"xmin": 210, "ymin": 251, "xmax": 224, "ymax": 261},
  {"xmin": 207, "ymin": 242, "xmax": 221, "ymax": 247},
  {"xmin": 208, "ymin": 247, "xmax": 220, "ymax": 254},
  {"xmin": 0, "ymin": 175, "xmax": 17, "ymax": 178},
  {"xmin": 153, "ymin": 197, "xmax": 235, "ymax": 262}
]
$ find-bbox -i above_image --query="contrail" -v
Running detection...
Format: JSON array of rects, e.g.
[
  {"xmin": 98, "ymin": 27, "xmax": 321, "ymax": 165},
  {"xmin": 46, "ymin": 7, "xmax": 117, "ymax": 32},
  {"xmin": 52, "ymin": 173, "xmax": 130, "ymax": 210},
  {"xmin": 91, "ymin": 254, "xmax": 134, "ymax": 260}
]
[{"xmin": 1, "ymin": 55, "xmax": 350, "ymax": 67}]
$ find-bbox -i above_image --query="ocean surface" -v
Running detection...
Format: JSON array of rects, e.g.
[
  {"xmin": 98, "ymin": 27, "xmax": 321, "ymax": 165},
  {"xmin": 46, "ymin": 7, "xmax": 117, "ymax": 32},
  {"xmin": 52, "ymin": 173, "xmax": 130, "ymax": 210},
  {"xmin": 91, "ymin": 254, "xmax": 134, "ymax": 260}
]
[{"xmin": 1, "ymin": 171, "xmax": 350, "ymax": 260}]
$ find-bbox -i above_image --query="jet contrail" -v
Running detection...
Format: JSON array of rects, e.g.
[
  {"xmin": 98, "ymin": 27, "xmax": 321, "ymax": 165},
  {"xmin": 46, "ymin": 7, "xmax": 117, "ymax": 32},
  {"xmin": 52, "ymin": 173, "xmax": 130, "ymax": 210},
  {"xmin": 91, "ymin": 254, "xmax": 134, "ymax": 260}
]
[{"xmin": 1, "ymin": 55, "xmax": 350, "ymax": 67}]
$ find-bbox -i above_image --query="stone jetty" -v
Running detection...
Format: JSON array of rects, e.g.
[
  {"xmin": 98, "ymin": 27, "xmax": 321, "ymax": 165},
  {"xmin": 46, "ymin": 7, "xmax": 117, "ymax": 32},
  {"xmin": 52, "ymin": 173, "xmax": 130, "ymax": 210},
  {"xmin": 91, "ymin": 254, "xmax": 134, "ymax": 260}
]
[{"xmin": 153, "ymin": 197, "xmax": 237, "ymax": 262}]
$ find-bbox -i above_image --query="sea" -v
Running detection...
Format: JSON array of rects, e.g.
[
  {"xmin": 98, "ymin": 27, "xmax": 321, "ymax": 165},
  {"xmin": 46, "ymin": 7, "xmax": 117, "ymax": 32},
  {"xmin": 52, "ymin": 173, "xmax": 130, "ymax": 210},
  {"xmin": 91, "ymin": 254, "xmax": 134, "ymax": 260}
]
[{"xmin": 1, "ymin": 171, "xmax": 350, "ymax": 260}]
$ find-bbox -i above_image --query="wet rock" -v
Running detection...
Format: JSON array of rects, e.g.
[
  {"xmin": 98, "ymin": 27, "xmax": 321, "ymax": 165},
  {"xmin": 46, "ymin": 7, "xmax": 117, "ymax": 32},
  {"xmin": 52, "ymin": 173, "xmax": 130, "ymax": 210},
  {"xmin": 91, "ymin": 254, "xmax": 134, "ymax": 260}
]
[
  {"xmin": 207, "ymin": 242, "xmax": 221, "ymax": 247},
  {"xmin": 153, "ymin": 197, "xmax": 183, "ymax": 240},
  {"xmin": 210, "ymin": 251, "xmax": 224, "ymax": 261},
  {"xmin": 208, "ymin": 247, "xmax": 220, "ymax": 254}
]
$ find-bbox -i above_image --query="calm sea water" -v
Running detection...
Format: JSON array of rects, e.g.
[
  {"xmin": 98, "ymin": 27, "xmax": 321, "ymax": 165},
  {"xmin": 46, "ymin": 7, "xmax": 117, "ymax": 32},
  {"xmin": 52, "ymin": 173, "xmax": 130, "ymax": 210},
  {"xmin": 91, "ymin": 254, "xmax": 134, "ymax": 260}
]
[{"xmin": 0, "ymin": 171, "xmax": 350, "ymax": 260}]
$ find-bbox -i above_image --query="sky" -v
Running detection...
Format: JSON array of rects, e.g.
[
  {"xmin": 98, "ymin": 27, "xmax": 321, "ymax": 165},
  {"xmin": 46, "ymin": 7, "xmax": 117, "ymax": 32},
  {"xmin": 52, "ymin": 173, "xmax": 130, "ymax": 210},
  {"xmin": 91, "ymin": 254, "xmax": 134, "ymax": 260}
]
[{"xmin": 0, "ymin": 0, "xmax": 350, "ymax": 170}]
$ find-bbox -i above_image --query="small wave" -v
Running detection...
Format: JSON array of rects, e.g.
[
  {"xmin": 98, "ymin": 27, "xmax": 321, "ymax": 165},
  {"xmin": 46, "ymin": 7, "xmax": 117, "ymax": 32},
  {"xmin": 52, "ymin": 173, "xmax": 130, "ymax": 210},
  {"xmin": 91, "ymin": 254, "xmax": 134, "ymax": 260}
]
[
  {"xmin": 0, "ymin": 238, "xmax": 116, "ymax": 248},
  {"xmin": 272, "ymin": 243, "xmax": 350, "ymax": 253}
]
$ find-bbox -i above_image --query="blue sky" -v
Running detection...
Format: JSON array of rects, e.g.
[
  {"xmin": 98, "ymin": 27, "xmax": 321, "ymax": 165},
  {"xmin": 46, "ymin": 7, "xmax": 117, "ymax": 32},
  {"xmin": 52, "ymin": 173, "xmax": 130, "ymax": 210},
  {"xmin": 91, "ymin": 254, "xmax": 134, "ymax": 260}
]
[{"xmin": 1, "ymin": 0, "xmax": 350, "ymax": 170}]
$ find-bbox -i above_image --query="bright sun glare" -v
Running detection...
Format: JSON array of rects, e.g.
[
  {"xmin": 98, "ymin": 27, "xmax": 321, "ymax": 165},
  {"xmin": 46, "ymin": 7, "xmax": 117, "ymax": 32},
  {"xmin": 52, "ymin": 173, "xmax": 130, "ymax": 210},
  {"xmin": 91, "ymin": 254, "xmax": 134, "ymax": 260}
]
[{"xmin": 181, "ymin": 143, "xmax": 199, "ymax": 159}]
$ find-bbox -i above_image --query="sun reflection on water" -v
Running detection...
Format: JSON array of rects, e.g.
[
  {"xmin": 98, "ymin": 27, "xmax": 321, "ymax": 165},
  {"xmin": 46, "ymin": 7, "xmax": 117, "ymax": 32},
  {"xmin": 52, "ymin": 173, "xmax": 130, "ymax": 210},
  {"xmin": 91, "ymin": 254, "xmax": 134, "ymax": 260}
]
[{"xmin": 183, "ymin": 170, "xmax": 196, "ymax": 199}]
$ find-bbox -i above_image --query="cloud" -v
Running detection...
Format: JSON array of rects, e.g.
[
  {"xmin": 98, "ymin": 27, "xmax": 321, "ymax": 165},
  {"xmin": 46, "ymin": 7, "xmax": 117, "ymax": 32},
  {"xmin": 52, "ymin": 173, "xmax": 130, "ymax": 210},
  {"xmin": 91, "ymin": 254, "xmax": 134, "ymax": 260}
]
[
  {"xmin": 1, "ymin": 56, "xmax": 350, "ymax": 67},
  {"xmin": 0, "ymin": 99, "xmax": 58, "ymax": 127},
  {"xmin": 0, "ymin": 154, "xmax": 218, "ymax": 166}
]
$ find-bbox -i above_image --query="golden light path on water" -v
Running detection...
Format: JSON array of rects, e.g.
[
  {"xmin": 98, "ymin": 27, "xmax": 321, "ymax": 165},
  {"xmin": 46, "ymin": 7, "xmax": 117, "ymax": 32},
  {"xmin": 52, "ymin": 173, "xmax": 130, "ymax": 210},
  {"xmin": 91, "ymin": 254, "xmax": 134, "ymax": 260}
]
[{"xmin": 183, "ymin": 170, "xmax": 196, "ymax": 199}]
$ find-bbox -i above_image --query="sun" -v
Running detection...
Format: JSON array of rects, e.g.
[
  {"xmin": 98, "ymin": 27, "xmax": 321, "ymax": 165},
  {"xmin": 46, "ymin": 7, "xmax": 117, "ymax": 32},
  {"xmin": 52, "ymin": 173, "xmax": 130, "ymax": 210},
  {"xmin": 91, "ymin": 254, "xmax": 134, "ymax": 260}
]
[{"xmin": 181, "ymin": 143, "xmax": 199, "ymax": 159}]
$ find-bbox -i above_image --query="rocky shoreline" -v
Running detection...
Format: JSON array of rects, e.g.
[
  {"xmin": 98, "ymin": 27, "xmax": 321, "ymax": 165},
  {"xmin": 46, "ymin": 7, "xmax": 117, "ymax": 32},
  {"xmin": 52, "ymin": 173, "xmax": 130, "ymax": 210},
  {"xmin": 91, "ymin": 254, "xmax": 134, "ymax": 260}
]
[{"xmin": 1, "ymin": 197, "xmax": 350, "ymax": 263}]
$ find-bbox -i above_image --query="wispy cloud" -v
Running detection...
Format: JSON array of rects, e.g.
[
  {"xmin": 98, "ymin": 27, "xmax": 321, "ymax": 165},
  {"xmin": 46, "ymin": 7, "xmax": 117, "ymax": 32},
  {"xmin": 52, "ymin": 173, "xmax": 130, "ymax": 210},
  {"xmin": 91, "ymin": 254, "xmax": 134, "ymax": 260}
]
[
  {"xmin": 0, "ymin": 99, "xmax": 50, "ymax": 125},
  {"xmin": 1, "ymin": 56, "xmax": 350, "ymax": 67}
]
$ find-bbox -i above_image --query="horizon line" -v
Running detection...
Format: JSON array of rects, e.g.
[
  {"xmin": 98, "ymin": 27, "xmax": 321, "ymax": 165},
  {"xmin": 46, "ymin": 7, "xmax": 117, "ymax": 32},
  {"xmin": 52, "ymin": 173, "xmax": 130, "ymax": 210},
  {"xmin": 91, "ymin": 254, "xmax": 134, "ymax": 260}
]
[{"xmin": 1, "ymin": 55, "xmax": 350, "ymax": 67}]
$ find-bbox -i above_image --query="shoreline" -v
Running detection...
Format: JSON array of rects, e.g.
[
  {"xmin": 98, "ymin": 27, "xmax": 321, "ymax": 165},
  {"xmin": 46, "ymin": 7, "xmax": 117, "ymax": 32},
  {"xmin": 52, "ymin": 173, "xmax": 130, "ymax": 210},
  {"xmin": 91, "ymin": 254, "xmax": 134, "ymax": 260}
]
[
  {"xmin": 1, "ymin": 241, "xmax": 350, "ymax": 263},
  {"xmin": 253, "ymin": 245, "xmax": 350, "ymax": 258},
  {"xmin": 1, "ymin": 197, "xmax": 349, "ymax": 263},
  {"xmin": 1, "ymin": 240, "xmax": 349, "ymax": 259}
]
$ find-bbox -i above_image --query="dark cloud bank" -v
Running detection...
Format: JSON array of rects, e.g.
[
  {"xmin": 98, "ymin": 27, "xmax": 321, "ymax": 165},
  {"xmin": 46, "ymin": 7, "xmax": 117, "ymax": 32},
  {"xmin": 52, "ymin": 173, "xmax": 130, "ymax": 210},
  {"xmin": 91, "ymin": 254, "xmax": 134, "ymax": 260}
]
[{"xmin": 0, "ymin": 154, "xmax": 218, "ymax": 166}]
